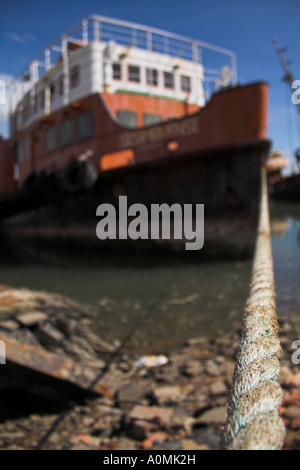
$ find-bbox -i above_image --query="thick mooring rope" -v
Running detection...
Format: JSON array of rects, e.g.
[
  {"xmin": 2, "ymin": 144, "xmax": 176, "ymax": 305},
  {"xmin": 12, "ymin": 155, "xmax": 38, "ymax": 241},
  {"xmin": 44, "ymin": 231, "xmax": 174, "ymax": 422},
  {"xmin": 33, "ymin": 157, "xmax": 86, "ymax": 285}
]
[{"xmin": 221, "ymin": 169, "xmax": 286, "ymax": 450}]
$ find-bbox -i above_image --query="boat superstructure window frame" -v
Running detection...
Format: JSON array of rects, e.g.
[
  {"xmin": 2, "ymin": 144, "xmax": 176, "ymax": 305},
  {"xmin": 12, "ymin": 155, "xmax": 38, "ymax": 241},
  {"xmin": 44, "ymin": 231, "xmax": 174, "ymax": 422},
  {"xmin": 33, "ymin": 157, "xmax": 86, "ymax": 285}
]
[
  {"xmin": 50, "ymin": 82, "xmax": 56, "ymax": 102},
  {"xmin": 143, "ymin": 113, "xmax": 162, "ymax": 126},
  {"xmin": 181, "ymin": 75, "xmax": 191, "ymax": 92},
  {"xmin": 70, "ymin": 65, "xmax": 80, "ymax": 89},
  {"xmin": 128, "ymin": 65, "xmax": 140, "ymax": 83},
  {"xmin": 60, "ymin": 119, "xmax": 75, "ymax": 147},
  {"xmin": 45, "ymin": 125, "xmax": 58, "ymax": 153},
  {"xmin": 39, "ymin": 90, "xmax": 45, "ymax": 110},
  {"xmin": 116, "ymin": 110, "xmax": 137, "ymax": 129},
  {"xmin": 112, "ymin": 63, "xmax": 122, "ymax": 80},
  {"xmin": 78, "ymin": 110, "xmax": 94, "ymax": 141},
  {"xmin": 164, "ymin": 72, "xmax": 174, "ymax": 89},
  {"xmin": 146, "ymin": 68, "xmax": 158, "ymax": 87},
  {"xmin": 58, "ymin": 76, "xmax": 64, "ymax": 96}
]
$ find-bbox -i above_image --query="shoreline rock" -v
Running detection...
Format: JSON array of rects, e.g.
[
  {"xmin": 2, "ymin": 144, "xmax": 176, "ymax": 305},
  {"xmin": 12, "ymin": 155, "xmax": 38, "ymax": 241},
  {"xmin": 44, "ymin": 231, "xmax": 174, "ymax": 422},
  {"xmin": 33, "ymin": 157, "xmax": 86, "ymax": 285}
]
[{"xmin": 0, "ymin": 285, "xmax": 299, "ymax": 450}]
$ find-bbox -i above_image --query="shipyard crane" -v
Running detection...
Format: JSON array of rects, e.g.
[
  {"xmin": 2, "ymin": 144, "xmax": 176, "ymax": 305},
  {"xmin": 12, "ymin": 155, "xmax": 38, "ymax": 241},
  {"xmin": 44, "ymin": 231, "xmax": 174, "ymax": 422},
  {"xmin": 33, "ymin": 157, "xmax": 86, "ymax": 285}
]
[
  {"xmin": 273, "ymin": 38, "xmax": 300, "ymax": 165},
  {"xmin": 273, "ymin": 38, "xmax": 300, "ymax": 115}
]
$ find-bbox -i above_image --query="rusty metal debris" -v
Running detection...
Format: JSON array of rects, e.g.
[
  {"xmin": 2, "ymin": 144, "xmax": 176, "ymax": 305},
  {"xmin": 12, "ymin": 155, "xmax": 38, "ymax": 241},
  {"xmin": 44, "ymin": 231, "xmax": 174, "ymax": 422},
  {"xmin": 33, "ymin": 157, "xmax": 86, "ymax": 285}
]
[{"xmin": 1, "ymin": 333, "xmax": 113, "ymax": 398}]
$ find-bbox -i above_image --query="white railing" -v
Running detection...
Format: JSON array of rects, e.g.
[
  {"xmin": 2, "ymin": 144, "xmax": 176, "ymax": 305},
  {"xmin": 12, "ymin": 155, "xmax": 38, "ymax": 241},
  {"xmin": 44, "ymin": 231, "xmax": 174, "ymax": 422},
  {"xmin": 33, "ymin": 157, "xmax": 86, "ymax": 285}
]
[{"xmin": 9, "ymin": 15, "xmax": 237, "ymax": 114}]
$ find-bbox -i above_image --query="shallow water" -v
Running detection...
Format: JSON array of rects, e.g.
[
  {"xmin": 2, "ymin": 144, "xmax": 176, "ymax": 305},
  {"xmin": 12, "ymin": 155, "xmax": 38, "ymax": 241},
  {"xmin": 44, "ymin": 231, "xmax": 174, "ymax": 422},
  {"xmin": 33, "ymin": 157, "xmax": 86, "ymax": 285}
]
[
  {"xmin": 0, "ymin": 199, "xmax": 299, "ymax": 353},
  {"xmin": 269, "ymin": 200, "xmax": 300, "ymax": 319}
]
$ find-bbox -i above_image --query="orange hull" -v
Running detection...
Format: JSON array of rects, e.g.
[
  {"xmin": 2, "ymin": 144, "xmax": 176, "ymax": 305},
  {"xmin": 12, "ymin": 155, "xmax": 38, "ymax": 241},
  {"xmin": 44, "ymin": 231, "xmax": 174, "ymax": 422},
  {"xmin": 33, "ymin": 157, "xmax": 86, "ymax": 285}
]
[{"xmin": 0, "ymin": 81, "xmax": 269, "ymax": 190}]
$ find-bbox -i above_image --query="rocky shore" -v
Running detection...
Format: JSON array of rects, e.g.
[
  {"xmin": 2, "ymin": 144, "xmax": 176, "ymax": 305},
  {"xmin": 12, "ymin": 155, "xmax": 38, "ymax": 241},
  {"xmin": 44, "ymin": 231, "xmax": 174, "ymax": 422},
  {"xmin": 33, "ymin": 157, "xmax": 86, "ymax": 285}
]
[{"xmin": 0, "ymin": 285, "xmax": 299, "ymax": 450}]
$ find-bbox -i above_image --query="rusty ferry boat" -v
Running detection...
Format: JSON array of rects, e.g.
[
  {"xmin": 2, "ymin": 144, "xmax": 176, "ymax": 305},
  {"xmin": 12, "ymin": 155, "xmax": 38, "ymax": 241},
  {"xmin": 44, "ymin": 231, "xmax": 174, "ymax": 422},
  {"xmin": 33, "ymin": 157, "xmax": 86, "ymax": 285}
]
[{"xmin": 0, "ymin": 15, "xmax": 271, "ymax": 255}]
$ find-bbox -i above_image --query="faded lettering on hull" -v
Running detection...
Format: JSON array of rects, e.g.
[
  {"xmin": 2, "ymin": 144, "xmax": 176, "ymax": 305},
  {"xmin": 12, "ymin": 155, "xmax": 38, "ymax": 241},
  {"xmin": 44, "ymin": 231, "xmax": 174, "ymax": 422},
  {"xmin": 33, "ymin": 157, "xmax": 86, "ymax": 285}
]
[{"xmin": 119, "ymin": 116, "xmax": 199, "ymax": 149}]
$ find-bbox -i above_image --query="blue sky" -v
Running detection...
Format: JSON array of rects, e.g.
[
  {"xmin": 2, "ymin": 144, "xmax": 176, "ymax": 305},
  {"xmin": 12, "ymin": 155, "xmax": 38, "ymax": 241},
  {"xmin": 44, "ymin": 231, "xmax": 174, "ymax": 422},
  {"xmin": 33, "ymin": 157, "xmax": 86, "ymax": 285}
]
[{"xmin": 0, "ymin": 0, "xmax": 299, "ymax": 171}]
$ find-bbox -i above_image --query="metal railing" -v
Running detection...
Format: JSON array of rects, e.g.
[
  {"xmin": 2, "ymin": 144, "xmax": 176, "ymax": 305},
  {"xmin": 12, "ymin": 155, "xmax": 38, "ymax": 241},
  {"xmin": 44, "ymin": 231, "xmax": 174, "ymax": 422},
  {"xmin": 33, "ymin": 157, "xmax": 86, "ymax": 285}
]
[{"xmin": 9, "ymin": 14, "xmax": 237, "ymax": 113}]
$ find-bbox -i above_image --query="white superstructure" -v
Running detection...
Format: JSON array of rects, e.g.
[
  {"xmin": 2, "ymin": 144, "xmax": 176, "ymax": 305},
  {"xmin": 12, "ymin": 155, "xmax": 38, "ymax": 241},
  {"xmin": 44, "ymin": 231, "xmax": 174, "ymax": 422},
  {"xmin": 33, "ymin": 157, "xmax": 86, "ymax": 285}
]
[{"xmin": 9, "ymin": 15, "xmax": 237, "ymax": 132}]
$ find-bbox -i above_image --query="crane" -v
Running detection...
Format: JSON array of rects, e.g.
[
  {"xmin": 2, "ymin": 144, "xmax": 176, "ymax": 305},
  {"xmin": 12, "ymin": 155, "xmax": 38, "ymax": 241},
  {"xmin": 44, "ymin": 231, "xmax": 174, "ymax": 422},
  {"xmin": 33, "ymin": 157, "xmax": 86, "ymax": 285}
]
[{"xmin": 273, "ymin": 38, "xmax": 300, "ymax": 165}]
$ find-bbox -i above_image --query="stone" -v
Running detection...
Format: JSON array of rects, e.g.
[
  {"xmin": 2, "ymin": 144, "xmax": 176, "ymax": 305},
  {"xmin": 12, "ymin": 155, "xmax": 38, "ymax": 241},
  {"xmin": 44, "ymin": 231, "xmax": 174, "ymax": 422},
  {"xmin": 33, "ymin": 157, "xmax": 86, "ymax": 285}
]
[
  {"xmin": 152, "ymin": 386, "xmax": 182, "ymax": 405},
  {"xmin": 278, "ymin": 365, "xmax": 293, "ymax": 385},
  {"xmin": 129, "ymin": 406, "xmax": 174, "ymax": 428},
  {"xmin": 72, "ymin": 434, "xmax": 101, "ymax": 448},
  {"xmin": 36, "ymin": 323, "xmax": 65, "ymax": 346},
  {"xmin": 92, "ymin": 409, "xmax": 122, "ymax": 434},
  {"xmin": 282, "ymin": 322, "xmax": 293, "ymax": 333},
  {"xmin": 284, "ymin": 406, "xmax": 300, "ymax": 420},
  {"xmin": 141, "ymin": 432, "xmax": 169, "ymax": 450},
  {"xmin": 285, "ymin": 372, "xmax": 300, "ymax": 388},
  {"xmin": 0, "ymin": 320, "xmax": 19, "ymax": 331},
  {"xmin": 210, "ymin": 381, "xmax": 227, "ymax": 397},
  {"xmin": 291, "ymin": 415, "xmax": 300, "ymax": 430},
  {"xmin": 182, "ymin": 439, "xmax": 210, "ymax": 450},
  {"xmin": 191, "ymin": 426, "xmax": 222, "ymax": 450},
  {"xmin": 181, "ymin": 359, "xmax": 203, "ymax": 377},
  {"xmin": 116, "ymin": 383, "xmax": 151, "ymax": 408},
  {"xmin": 12, "ymin": 328, "xmax": 39, "ymax": 346},
  {"xmin": 16, "ymin": 311, "xmax": 48, "ymax": 327},
  {"xmin": 205, "ymin": 359, "xmax": 224, "ymax": 377},
  {"xmin": 69, "ymin": 442, "xmax": 91, "ymax": 450},
  {"xmin": 170, "ymin": 414, "xmax": 195, "ymax": 433},
  {"xmin": 196, "ymin": 406, "xmax": 227, "ymax": 425},
  {"xmin": 15, "ymin": 302, "xmax": 41, "ymax": 314},
  {"xmin": 117, "ymin": 437, "xmax": 137, "ymax": 450},
  {"xmin": 127, "ymin": 420, "xmax": 158, "ymax": 441},
  {"xmin": 54, "ymin": 316, "xmax": 77, "ymax": 337}
]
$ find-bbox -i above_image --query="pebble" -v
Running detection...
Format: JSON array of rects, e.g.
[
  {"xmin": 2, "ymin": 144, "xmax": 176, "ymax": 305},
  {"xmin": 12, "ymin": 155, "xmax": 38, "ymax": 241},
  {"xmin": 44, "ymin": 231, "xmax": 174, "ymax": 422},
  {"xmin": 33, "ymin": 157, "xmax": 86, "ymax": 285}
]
[
  {"xmin": 283, "ymin": 406, "xmax": 300, "ymax": 420},
  {"xmin": 152, "ymin": 386, "xmax": 182, "ymax": 405},
  {"xmin": 196, "ymin": 406, "xmax": 227, "ymax": 425},
  {"xmin": 128, "ymin": 406, "xmax": 174, "ymax": 428},
  {"xmin": 205, "ymin": 359, "xmax": 224, "ymax": 377},
  {"xmin": 16, "ymin": 311, "xmax": 48, "ymax": 327},
  {"xmin": 209, "ymin": 381, "xmax": 227, "ymax": 397}
]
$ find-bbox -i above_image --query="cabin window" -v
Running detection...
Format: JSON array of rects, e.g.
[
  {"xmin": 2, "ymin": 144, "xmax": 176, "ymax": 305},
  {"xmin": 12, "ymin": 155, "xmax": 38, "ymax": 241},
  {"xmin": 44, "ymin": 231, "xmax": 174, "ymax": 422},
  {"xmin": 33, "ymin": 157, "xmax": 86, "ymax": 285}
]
[
  {"xmin": 34, "ymin": 92, "xmax": 38, "ymax": 113},
  {"xmin": 70, "ymin": 65, "xmax": 80, "ymax": 88},
  {"xmin": 50, "ymin": 82, "xmax": 55, "ymax": 101},
  {"xmin": 17, "ymin": 141, "xmax": 25, "ymax": 162},
  {"xmin": 17, "ymin": 138, "xmax": 30, "ymax": 162},
  {"xmin": 39, "ymin": 90, "xmax": 45, "ymax": 110},
  {"xmin": 60, "ymin": 119, "xmax": 74, "ymax": 147},
  {"xmin": 164, "ymin": 72, "xmax": 174, "ymax": 89},
  {"xmin": 58, "ymin": 76, "xmax": 64, "ymax": 96},
  {"xmin": 45, "ymin": 125, "xmax": 58, "ymax": 153},
  {"xmin": 78, "ymin": 111, "xmax": 93, "ymax": 141},
  {"xmin": 143, "ymin": 114, "xmax": 162, "ymax": 126},
  {"xmin": 146, "ymin": 69, "xmax": 158, "ymax": 86},
  {"xmin": 116, "ymin": 110, "xmax": 137, "ymax": 129},
  {"xmin": 22, "ymin": 106, "xmax": 28, "ymax": 123},
  {"xmin": 181, "ymin": 75, "xmax": 191, "ymax": 92},
  {"xmin": 112, "ymin": 63, "xmax": 122, "ymax": 80},
  {"xmin": 128, "ymin": 65, "xmax": 140, "ymax": 83}
]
